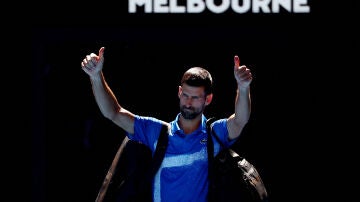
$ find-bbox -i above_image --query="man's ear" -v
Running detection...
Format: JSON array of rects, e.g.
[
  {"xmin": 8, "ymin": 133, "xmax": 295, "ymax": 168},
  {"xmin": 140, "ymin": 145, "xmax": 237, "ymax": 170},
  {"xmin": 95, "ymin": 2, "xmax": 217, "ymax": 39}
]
[
  {"xmin": 205, "ymin": 93, "xmax": 213, "ymax": 106},
  {"xmin": 178, "ymin": 86, "xmax": 182, "ymax": 98}
]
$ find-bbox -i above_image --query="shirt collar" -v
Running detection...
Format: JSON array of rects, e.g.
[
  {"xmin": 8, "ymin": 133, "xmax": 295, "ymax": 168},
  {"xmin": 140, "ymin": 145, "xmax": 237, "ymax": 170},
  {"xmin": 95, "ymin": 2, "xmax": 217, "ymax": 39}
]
[{"xmin": 171, "ymin": 113, "xmax": 208, "ymax": 135}]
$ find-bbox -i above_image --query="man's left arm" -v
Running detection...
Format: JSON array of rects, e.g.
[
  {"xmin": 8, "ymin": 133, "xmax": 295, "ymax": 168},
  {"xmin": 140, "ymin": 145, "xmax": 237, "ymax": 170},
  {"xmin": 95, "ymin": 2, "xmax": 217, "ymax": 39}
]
[{"xmin": 227, "ymin": 55, "xmax": 252, "ymax": 140}]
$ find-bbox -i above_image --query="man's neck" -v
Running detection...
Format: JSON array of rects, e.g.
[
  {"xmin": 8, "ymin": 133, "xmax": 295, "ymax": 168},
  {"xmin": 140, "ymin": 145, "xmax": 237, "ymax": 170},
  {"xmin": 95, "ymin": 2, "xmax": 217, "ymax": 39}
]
[{"xmin": 178, "ymin": 115, "xmax": 202, "ymax": 135}]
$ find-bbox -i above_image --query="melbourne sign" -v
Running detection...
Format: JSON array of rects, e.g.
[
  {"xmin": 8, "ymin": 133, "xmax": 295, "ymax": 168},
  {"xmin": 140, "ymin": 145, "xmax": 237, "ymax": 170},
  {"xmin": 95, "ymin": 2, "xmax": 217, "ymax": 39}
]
[{"xmin": 128, "ymin": 0, "xmax": 310, "ymax": 13}]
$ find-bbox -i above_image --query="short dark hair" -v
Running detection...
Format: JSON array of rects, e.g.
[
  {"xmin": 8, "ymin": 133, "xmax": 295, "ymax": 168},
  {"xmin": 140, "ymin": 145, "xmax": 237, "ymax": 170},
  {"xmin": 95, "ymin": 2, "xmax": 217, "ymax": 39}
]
[{"xmin": 181, "ymin": 67, "xmax": 213, "ymax": 95}]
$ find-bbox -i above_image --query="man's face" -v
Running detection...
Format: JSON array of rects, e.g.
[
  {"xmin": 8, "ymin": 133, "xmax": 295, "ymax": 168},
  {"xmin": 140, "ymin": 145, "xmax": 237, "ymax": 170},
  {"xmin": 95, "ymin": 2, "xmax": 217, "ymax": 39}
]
[{"xmin": 178, "ymin": 84, "xmax": 208, "ymax": 120}]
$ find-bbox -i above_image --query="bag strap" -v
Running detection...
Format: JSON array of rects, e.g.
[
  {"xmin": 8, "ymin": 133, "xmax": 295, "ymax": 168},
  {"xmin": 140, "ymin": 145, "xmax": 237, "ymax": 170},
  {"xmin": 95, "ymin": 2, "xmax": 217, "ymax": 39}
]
[
  {"xmin": 206, "ymin": 117, "xmax": 225, "ymax": 148},
  {"xmin": 95, "ymin": 136, "xmax": 130, "ymax": 202},
  {"xmin": 206, "ymin": 118, "xmax": 216, "ymax": 188},
  {"xmin": 206, "ymin": 117, "xmax": 243, "ymax": 159},
  {"xmin": 149, "ymin": 123, "xmax": 169, "ymax": 178},
  {"xmin": 95, "ymin": 123, "xmax": 169, "ymax": 202}
]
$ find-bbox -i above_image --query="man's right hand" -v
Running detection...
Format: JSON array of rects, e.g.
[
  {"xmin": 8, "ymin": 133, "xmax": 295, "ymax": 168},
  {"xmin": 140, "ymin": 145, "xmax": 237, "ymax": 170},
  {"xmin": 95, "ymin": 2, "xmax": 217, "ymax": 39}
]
[{"xmin": 81, "ymin": 47, "xmax": 105, "ymax": 77}]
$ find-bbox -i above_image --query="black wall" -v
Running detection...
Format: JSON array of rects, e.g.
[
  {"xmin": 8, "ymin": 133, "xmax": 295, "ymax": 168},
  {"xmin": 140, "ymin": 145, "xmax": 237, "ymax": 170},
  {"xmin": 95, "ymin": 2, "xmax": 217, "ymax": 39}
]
[{"xmin": 32, "ymin": 2, "xmax": 357, "ymax": 201}]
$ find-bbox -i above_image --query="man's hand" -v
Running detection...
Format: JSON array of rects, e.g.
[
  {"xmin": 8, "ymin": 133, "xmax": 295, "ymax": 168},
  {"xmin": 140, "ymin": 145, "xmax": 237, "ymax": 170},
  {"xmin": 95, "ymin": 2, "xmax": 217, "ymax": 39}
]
[
  {"xmin": 81, "ymin": 47, "xmax": 105, "ymax": 77},
  {"xmin": 234, "ymin": 55, "xmax": 252, "ymax": 88}
]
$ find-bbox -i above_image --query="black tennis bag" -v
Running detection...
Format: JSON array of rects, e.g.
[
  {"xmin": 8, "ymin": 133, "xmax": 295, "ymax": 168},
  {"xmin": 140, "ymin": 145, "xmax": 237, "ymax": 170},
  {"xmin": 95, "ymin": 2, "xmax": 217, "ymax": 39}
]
[
  {"xmin": 206, "ymin": 118, "xmax": 269, "ymax": 202},
  {"xmin": 96, "ymin": 124, "xmax": 168, "ymax": 202},
  {"xmin": 103, "ymin": 139, "xmax": 153, "ymax": 202}
]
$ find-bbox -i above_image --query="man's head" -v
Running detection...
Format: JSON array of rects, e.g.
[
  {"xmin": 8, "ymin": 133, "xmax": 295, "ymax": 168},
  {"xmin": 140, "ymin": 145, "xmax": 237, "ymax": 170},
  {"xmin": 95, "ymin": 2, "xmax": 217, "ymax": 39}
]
[
  {"xmin": 180, "ymin": 67, "xmax": 213, "ymax": 95},
  {"xmin": 178, "ymin": 67, "xmax": 213, "ymax": 120}
]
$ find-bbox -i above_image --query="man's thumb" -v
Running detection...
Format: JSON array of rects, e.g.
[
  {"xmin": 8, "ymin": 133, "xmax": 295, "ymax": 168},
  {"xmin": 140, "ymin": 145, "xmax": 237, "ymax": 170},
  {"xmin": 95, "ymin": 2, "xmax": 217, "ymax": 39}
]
[
  {"xmin": 234, "ymin": 55, "xmax": 240, "ymax": 68},
  {"xmin": 97, "ymin": 47, "xmax": 105, "ymax": 61}
]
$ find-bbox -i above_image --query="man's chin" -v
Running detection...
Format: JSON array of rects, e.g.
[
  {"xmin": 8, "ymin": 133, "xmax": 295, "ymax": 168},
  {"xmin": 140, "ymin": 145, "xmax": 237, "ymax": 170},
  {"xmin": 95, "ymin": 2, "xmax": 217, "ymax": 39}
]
[{"xmin": 180, "ymin": 112, "xmax": 197, "ymax": 120}]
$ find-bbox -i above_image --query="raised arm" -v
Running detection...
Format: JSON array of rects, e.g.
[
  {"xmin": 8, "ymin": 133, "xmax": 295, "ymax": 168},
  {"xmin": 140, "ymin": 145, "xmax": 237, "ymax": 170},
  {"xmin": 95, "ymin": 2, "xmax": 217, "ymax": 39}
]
[
  {"xmin": 81, "ymin": 47, "xmax": 135, "ymax": 134},
  {"xmin": 227, "ymin": 55, "xmax": 252, "ymax": 140}
]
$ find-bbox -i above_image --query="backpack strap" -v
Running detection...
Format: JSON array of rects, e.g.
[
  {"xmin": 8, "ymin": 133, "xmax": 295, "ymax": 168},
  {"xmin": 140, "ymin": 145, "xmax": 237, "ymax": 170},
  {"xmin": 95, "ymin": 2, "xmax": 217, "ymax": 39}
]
[
  {"xmin": 206, "ymin": 117, "xmax": 228, "ymax": 149},
  {"xmin": 206, "ymin": 117, "xmax": 217, "ymax": 192},
  {"xmin": 206, "ymin": 117, "xmax": 242, "ymax": 158},
  {"xmin": 150, "ymin": 123, "xmax": 169, "ymax": 177}
]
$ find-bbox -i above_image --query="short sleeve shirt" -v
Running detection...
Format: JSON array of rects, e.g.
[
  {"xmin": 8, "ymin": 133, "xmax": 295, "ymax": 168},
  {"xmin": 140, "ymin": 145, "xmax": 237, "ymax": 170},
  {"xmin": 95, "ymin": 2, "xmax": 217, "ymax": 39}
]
[{"xmin": 127, "ymin": 113, "xmax": 237, "ymax": 202}]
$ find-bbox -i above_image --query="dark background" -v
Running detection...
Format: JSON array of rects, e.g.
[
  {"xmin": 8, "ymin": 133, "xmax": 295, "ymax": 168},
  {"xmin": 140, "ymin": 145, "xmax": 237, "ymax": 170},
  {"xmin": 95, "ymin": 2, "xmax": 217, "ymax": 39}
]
[{"xmin": 32, "ymin": 1, "xmax": 357, "ymax": 202}]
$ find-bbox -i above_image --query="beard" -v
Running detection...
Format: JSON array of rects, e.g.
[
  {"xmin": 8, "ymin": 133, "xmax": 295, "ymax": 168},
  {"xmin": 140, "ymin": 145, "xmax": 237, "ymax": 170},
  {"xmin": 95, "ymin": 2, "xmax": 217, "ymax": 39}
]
[{"xmin": 180, "ymin": 105, "xmax": 203, "ymax": 120}]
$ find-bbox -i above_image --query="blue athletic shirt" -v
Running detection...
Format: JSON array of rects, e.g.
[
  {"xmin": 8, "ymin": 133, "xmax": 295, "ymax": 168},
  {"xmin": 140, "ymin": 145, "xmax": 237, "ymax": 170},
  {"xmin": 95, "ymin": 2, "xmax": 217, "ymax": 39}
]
[{"xmin": 127, "ymin": 113, "xmax": 238, "ymax": 202}]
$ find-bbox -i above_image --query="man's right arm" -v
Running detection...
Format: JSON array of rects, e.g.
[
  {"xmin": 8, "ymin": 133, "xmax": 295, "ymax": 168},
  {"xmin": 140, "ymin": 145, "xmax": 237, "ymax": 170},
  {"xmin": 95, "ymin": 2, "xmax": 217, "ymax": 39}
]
[{"xmin": 81, "ymin": 47, "xmax": 135, "ymax": 134}]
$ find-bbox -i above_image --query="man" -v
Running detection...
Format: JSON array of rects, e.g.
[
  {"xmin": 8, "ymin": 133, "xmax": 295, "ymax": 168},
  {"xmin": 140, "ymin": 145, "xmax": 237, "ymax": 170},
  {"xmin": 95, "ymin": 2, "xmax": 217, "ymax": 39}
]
[{"xmin": 81, "ymin": 47, "xmax": 252, "ymax": 202}]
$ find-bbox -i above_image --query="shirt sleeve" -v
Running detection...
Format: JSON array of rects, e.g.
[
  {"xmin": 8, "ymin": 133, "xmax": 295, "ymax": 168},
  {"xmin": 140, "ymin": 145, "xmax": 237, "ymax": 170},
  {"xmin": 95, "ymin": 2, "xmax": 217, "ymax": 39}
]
[
  {"xmin": 212, "ymin": 118, "xmax": 238, "ymax": 148},
  {"xmin": 126, "ymin": 115, "xmax": 164, "ymax": 152}
]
